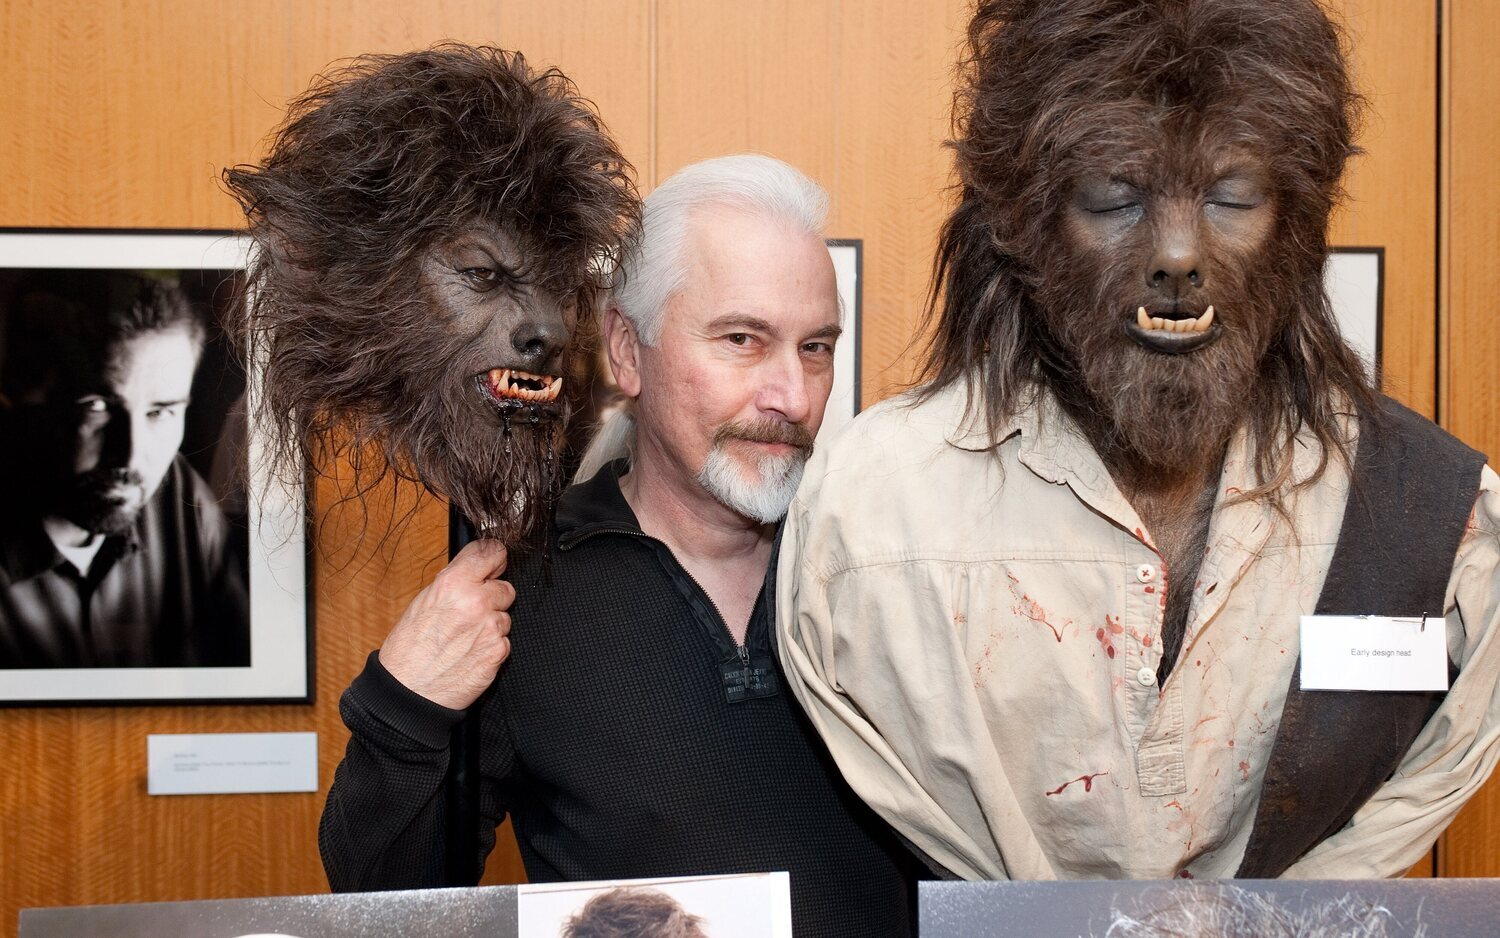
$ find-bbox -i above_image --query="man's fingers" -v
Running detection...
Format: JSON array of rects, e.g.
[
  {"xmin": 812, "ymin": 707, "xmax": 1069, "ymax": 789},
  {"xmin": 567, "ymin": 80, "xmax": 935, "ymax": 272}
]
[{"xmin": 445, "ymin": 538, "xmax": 510, "ymax": 582}]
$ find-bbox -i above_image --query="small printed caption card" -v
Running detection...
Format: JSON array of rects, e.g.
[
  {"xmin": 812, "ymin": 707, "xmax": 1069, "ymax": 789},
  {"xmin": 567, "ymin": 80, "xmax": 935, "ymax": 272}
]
[
  {"xmin": 148, "ymin": 732, "xmax": 318, "ymax": 795},
  {"xmin": 1300, "ymin": 615, "xmax": 1449, "ymax": 692}
]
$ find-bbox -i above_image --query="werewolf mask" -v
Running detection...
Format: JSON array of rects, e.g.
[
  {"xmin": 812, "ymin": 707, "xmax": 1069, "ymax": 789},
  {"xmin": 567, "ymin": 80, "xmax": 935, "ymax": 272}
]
[
  {"xmin": 925, "ymin": 0, "xmax": 1375, "ymax": 494},
  {"xmin": 225, "ymin": 45, "xmax": 638, "ymax": 543}
]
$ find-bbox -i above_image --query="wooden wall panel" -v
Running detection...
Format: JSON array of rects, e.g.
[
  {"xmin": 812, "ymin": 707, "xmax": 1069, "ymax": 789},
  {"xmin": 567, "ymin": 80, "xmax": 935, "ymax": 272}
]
[
  {"xmin": 496, "ymin": 0, "xmax": 654, "ymax": 186},
  {"xmin": 833, "ymin": 0, "xmax": 967, "ymax": 402},
  {"xmin": 1440, "ymin": 0, "xmax": 1500, "ymax": 461},
  {"xmin": 0, "ymin": 0, "xmax": 286, "ymax": 228},
  {"xmin": 654, "ymin": 0, "xmax": 837, "ymax": 190},
  {"xmin": 1435, "ymin": 0, "xmax": 1500, "ymax": 879},
  {"xmin": 285, "ymin": 0, "xmax": 505, "ymax": 96},
  {"xmin": 1326, "ymin": 0, "xmax": 1439, "ymax": 415}
]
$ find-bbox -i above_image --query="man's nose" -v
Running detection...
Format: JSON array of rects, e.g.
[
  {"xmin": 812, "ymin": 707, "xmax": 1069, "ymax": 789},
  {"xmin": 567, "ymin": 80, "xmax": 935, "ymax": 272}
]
[
  {"xmin": 507, "ymin": 305, "xmax": 569, "ymax": 374},
  {"xmin": 756, "ymin": 352, "xmax": 813, "ymax": 425},
  {"xmin": 1146, "ymin": 215, "xmax": 1205, "ymax": 299},
  {"xmin": 98, "ymin": 410, "xmax": 134, "ymax": 469}
]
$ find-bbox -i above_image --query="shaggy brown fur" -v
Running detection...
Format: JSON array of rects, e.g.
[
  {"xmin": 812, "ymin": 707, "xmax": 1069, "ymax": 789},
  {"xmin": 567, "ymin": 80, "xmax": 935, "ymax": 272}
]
[
  {"xmin": 1100, "ymin": 883, "xmax": 1425, "ymax": 938},
  {"xmin": 561, "ymin": 887, "xmax": 708, "ymax": 938},
  {"xmin": 921, "ymin": 0, "xmax": 1376, "ymax": 503},
  {"xmin": 225, "ymin": 45, "xmax": 638, "ymax": 544}
]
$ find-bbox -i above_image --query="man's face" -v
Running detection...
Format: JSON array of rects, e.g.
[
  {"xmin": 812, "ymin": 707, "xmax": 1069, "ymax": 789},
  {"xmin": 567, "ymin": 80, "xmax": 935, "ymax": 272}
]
[
  {"xmin": 622, "ymin": 205, "xmax": 840, "ymax": 523},
  {"xmin": 43, "ymin": 326, "xmax": 199, "ymax": 535},
  {"xmin": 1036, "ymin": 143, "xmax": 1283, "ymax": 474}
]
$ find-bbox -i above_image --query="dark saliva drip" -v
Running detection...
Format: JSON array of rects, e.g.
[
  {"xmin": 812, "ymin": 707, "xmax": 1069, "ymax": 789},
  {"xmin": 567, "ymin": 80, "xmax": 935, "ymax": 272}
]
[
  {"xmin": 501, "ymin": 411, "xmax": 512, "ymax": 457},
  {"xmin": 537, "ymin": 416, "xmax": 562, "ymax": 570}
]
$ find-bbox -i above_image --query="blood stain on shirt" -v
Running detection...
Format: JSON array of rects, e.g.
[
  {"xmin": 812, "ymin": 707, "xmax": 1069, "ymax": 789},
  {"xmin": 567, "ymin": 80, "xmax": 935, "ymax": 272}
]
[
  {"xmin": 1007, "ymin": 576, "xmax": 1073, "ymax": 642},
  {"xmin": 1044, "ymin": 771, "xmax": 1110, "ymax": 797}
]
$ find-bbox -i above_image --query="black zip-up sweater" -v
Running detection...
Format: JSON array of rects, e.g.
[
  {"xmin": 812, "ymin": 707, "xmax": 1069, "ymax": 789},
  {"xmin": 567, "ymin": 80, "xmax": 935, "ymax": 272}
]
[{"xmin": 320, "ymin": 460, "xmax": 916, "ymax": 937}]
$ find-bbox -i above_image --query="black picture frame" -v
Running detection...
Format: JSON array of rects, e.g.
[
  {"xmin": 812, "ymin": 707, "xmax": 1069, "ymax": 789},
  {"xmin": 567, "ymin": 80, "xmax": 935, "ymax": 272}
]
[{"xmin": 0, "ymin": 227, "xmax": 313, "ymax": 706}]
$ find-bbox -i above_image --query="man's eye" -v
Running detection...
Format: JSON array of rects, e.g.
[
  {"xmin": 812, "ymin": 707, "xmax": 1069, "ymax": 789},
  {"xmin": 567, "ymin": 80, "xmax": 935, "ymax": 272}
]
[
  {"xmin": 77, "ymin": 398, "xmax": 108, "ymax": 414},
  {"xmin": 803, "ymin": 342, "xmax": 833, "ymax": 355},
  {"xmin": 726, "ymin": 333, "xmax": 752, "ymax": 346}
]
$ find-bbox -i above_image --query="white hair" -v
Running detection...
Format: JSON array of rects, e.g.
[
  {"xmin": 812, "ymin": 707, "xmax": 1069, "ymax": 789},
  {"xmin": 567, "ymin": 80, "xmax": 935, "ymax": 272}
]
[
  {"xmin": 696, "ymin": 440, "xmax": 809, "ymax": 524},
  {"xmin": 573, "ymin": 406, "xmax": 635, "ymax": 484},
  {"xmin": 611, "ymin": 153, "xmax": 829, "ymax": 346},
  {"xmin": 574, "ymin": 154, "xmax": 829, "ymax": 483}
]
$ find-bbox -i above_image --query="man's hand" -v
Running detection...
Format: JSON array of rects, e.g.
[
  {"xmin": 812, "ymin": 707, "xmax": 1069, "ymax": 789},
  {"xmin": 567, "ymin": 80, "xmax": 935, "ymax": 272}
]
[{"xmin": 378, "ymin": 538, "xmax": 515, "ymax": 710}]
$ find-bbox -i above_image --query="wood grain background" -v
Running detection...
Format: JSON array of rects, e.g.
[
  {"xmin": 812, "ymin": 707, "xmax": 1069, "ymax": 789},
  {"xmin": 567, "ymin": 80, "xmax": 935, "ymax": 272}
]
[{"xmin": 0, "ymin": 0, "xmax": 1493, "ymax": 930}]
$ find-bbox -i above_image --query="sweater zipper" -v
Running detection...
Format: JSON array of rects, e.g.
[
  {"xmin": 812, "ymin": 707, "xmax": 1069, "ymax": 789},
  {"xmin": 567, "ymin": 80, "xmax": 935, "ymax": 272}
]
[{"xmin": 564, "ymin": 524, "xmax": 749, "ymax": 661}]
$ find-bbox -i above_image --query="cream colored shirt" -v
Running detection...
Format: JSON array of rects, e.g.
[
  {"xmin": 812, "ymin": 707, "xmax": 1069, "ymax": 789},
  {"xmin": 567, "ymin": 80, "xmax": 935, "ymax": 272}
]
[{"xmin": 776, "ymin": 381, "xmax": 1500, "ymax": 880}]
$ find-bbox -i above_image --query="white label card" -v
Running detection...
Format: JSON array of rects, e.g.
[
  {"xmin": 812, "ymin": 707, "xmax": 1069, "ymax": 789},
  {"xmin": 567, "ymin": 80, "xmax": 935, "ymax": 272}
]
[
  {"xmin": 1300, "ymin": 615, "xmax": 1449, "ymax": 692},
  {"xmin": 148, "ymin": 732, "xmax": 318, "ymax": 796}
]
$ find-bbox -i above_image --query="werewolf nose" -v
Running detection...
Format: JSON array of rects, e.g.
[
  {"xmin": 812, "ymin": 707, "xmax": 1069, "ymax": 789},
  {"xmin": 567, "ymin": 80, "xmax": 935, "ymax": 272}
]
[
  {"xmin": 1148, "ymin": 244, "xmax": 1204, "ymax": 296},
  {"xmin": 509, "ymin": 316, "xmax": 567, "ymax": 369}
]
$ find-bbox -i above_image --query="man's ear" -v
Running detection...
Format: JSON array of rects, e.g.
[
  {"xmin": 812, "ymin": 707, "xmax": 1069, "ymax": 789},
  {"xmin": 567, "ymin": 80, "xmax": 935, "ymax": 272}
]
[{"xmin": 604, "ymin": 304, "xmax": 642, "ymax": 399}]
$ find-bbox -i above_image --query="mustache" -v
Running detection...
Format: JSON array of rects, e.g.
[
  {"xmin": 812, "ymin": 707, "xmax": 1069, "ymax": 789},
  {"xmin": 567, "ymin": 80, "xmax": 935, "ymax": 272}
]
[
  {"xmin": 74, "ymin": 468, "xmax": 144, "ymax": 491},
  {"xmin": 712, "ymin": 419, "xmax": 815, "ymax": 452}
]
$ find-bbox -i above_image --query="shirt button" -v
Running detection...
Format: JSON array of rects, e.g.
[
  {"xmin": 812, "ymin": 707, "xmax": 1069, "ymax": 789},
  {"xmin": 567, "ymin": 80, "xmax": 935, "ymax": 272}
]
[
  {"xmin": 1137, "ymin": 666, "xmax": 1157, "ymax": 686},
  {"xmin": 1136, "ymin": 564, "xmax": 1156, "ymax": 583}
]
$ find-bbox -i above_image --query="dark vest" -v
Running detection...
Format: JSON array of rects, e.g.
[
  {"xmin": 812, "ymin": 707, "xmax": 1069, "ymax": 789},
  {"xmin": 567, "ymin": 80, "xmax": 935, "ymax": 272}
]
[{"xmin": 1235, "ymin": 396, "xmax": 1486, "ymax": 877}]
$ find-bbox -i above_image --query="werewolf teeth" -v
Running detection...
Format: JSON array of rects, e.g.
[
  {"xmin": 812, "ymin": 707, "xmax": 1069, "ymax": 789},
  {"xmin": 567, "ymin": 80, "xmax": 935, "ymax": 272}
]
[
  {"xmin": 1136, "ymin": 305, "xmax": 1215, "ymax": 334},
  {"xmin": 487, "ymin": 367, "xmax": 563, "ymax": 403}
]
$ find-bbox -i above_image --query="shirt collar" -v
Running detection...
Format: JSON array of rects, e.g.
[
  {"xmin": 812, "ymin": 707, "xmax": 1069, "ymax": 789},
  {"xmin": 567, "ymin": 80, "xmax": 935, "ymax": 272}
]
[
  {"xmin": 0, "ymin": 520, "xmax": 67, "ymax": 582},
  {"xmin": 555, "ymin": 458, "xmax": 643, "ymax": 548},
  {"xmin": 941, "ymin": 379, "xmax": 1112, "ymax": 491},
  {"xmin": 937, "ymin": 375, "xmax": 1350, "ymax": 548},
  {"xmin": 0, "ymin": 513, "xmax": 142, "ymax": 584}
]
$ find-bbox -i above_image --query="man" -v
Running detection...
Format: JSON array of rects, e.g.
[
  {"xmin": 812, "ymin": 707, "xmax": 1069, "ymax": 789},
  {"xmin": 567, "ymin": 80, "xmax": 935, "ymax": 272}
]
[
  {"xmin": 0, "ymin": 272, "xmax": 249, "ymax": 668},
  {"xmin": 777, "ymin": 0, "xmax": 1500, "ymax": 881},
  {"xmin": 321, "ymin": 156, "xmax": 916, "ymax": 936}
]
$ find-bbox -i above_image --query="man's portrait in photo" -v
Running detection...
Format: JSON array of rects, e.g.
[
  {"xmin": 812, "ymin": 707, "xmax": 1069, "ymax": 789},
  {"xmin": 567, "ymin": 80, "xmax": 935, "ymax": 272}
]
[{"xmin": 0, "ymin": 268, "xmax": 250, "ymax": 671}]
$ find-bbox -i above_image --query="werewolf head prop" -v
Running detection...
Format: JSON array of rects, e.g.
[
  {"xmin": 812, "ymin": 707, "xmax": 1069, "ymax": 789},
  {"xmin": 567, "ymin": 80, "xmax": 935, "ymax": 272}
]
[
  {"xmin": 923, "ymin": 0, "xmax": 1375, "ymax": 495},
  {"xmin": 225, "ymin": 45, "xmax": 638, "ymax": 543}
]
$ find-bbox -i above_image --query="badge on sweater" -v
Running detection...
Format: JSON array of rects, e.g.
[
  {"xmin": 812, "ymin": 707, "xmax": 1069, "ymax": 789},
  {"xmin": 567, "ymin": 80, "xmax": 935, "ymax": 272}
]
[
  {"xmin": 720, "ymin": 655, "xmax": 779, "ymax": 703},
  {"xmin": 1300, "ymin": 614, "xmax": 1450, "ymax": 691}
]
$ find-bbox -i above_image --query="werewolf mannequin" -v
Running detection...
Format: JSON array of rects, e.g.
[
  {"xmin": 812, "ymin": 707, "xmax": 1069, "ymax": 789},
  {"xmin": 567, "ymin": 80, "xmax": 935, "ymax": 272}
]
[
  {"xmin": 931, "ymin": 0, "xmax": 1373, "ymax": 675},
  {"xmin": 225, "ymin": 46, "xmax": 637, "ymax": 545},
  {"xmin": 776, "ymin": 0, "xmax": 1500, "ymax": 881}
]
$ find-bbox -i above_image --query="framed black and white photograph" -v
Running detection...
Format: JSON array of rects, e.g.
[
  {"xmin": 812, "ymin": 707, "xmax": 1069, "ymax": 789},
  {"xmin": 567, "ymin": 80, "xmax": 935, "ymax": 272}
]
[
  {"xmin": 1325, "ymin": 245, "xmax": 1384, "ymax": 371},
  {"xmin": 819, "ymin": 238, "xmax": 863, "ymax": 445},
  {"xmin": 0, "ymin": 229, "xmax": 310, "ymax": 705}
]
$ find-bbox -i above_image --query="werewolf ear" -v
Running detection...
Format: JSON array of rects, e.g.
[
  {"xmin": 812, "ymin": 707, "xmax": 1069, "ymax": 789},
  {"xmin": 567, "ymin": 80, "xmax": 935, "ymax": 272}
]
[
  {"xmin": 251, "ymin": 211, "xmax": 322, "ymax": 277},
  {"xmin": 603, "ymin": 304, "xmax": 642, "ymax": 399}
]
